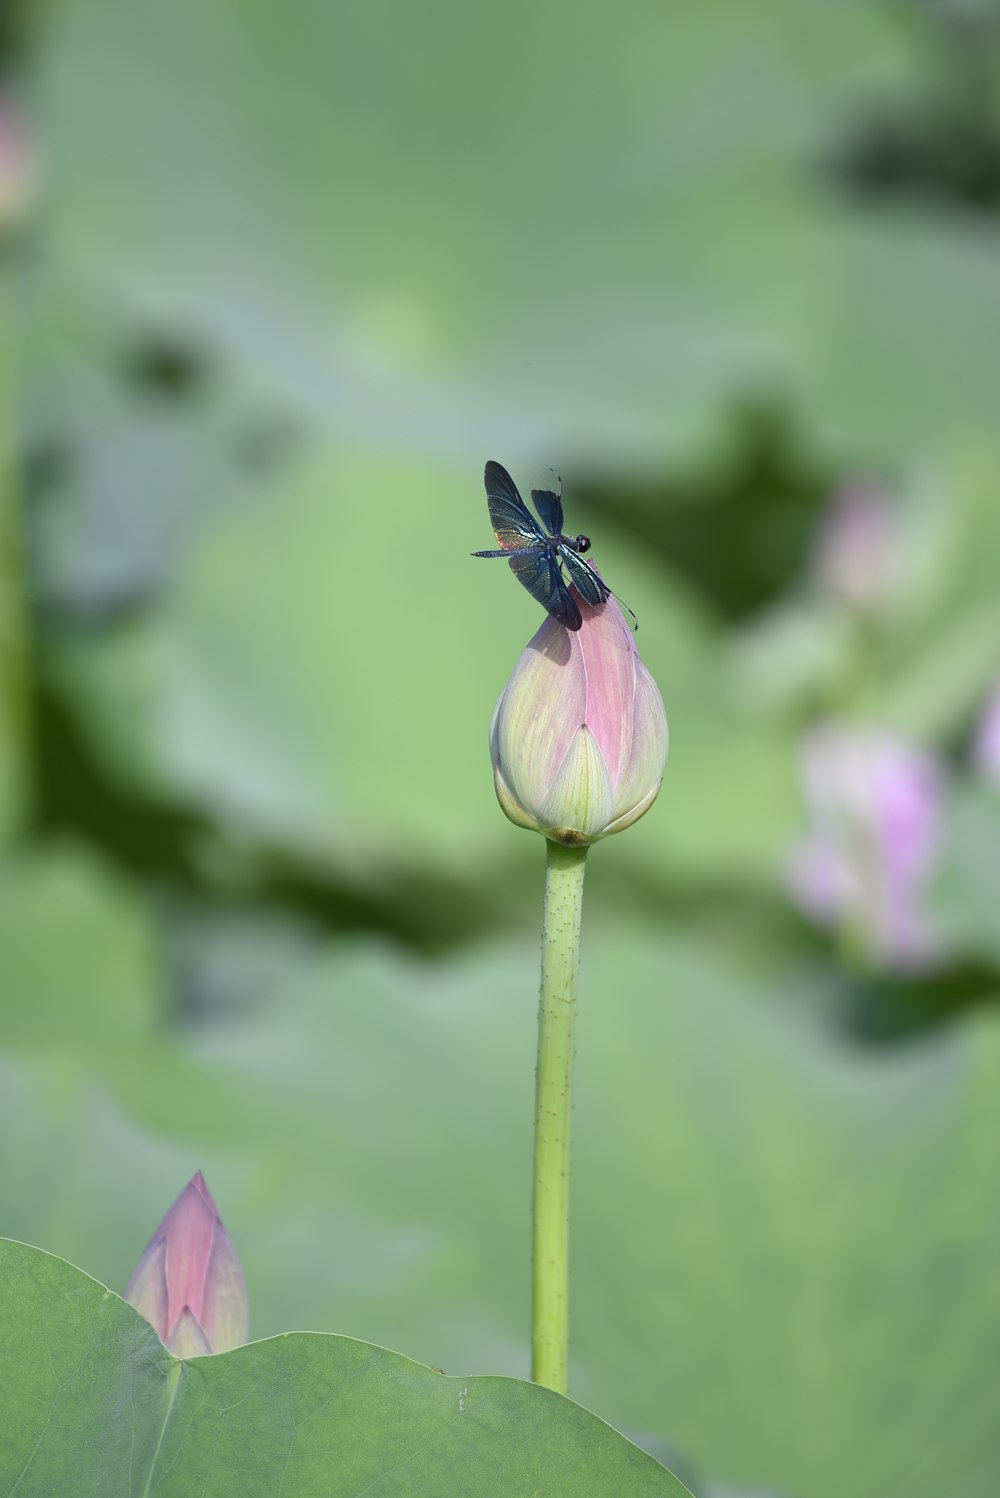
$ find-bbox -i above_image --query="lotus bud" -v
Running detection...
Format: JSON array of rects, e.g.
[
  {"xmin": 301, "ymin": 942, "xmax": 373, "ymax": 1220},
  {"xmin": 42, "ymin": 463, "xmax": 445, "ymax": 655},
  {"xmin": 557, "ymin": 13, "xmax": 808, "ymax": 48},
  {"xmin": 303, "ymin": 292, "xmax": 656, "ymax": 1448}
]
[
  {"xmin": 490, "ymin": 593, "xmax": 668, "ymax": 845},
  {"xmin": 124, "ymin": 1171, "xmax": 249, "ymax": 1356},
  {"xmin": 788, "ymin": 723, "xmax": 943, "ymax": 969}
]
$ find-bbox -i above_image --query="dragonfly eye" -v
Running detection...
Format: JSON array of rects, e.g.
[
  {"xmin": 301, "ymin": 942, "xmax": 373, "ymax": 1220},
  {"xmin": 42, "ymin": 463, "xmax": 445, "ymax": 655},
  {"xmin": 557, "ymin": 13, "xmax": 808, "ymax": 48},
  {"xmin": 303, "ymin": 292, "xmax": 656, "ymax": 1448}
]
[{"xmin": 574, "ymin": 534, "xmax": 591, "ymax": 553}]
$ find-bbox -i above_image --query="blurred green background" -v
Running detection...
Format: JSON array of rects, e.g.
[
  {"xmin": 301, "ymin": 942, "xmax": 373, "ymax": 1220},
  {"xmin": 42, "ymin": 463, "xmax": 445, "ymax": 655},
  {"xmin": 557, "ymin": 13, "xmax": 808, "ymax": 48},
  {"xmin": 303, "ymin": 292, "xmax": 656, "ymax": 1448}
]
[{"xmin": 3, "ymin": 1, "xmax": 1000, "ymax": 1494}]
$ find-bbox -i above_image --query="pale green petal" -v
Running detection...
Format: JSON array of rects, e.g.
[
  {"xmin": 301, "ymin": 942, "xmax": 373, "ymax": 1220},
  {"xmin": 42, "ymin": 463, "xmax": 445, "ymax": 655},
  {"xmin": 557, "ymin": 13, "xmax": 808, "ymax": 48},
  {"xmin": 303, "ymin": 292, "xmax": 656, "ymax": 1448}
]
[
  {"xmin": 604, "ymin": 776, "xmax": 664, "ymax": 837},
  {"xmin": 166, "ymin": 1307, "xmax": 214, "ymax": 1357},
  {"xmin": 540, "ymin": 726, "xmax": 616, "ymax": 840},
  {"xmin": 493, "ymin": 762, "xmax": 542, "ymax": 833}
]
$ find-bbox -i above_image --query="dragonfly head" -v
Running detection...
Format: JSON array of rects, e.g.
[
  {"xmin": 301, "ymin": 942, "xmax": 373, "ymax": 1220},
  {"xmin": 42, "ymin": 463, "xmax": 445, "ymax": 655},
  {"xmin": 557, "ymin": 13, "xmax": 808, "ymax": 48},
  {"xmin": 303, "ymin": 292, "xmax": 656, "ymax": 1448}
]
[{"xmin": 572, "ymin": 534, "xmax": 592, "ymax": 554}]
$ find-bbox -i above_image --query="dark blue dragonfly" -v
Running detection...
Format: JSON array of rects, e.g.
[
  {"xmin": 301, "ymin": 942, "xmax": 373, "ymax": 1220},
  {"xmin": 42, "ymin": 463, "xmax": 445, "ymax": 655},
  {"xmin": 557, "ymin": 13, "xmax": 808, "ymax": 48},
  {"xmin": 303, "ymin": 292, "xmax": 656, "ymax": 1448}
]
[{"xmin": 472, "ymin": 460, "xmax": 611, "ymax": 631}]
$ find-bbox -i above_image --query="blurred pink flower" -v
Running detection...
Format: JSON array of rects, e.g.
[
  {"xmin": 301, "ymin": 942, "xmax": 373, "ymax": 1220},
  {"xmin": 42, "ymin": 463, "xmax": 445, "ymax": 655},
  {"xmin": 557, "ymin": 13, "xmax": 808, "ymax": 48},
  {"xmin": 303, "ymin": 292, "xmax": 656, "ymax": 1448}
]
[
  {"xmin": 124, "ymin": 1171, "xmax": 249, "ymax": 1356},
  {"xmin": 789, "ymin": 724, "xmax": 943, "ymax": 969},
  {"xmin": 972, "ymin": 677, "xmax": 1000, "ymax": 785},
  {"xmin": 490, "ymin": 592, "xmax": 668, "ymax": 845},
  {"xmin": 813, "ymin": 483, "xmax": 898, "ymax": 618}
]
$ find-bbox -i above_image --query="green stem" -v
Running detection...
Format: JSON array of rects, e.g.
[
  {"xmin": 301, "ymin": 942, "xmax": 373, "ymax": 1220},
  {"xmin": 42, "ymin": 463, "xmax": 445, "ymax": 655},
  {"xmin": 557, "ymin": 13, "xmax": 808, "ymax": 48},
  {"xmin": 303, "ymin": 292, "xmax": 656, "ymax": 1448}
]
[{"xmin": 531, "ymin": 838, "xmax": 588, "ymax": 1394}]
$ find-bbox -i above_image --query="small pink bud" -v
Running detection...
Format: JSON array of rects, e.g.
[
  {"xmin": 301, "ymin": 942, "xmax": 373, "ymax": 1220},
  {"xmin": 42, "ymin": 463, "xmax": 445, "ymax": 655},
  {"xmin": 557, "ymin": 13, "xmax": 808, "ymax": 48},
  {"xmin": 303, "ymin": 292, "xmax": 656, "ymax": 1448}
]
[
  {"xmin": 124, "ymin": 1172, "xmax": 249, "ymax": 1356},
  {"xmin": 490, "ymin": 593, "xmax": 668, "ymax": 845}
]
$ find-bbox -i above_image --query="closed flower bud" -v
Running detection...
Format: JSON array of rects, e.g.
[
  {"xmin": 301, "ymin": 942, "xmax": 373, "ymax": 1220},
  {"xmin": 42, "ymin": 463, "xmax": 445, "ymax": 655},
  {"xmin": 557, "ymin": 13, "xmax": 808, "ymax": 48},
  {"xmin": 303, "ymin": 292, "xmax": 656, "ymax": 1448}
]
[
  {"xmin": 490, "ymin": 594, "xmax": 668, "ymax": 845},
  {"xmin": 124, "ymin": 1171, "xmax": 249, "ymax": 1356}
]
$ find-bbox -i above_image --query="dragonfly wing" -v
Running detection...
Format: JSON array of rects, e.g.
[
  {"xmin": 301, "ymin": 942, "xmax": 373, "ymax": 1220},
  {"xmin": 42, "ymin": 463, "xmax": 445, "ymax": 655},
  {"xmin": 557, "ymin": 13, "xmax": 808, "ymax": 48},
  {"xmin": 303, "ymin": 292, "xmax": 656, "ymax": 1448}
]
[
  {"xmin": 559, "ymin": 547, "xmax": 609, "ymax": 608},
  {"xmin": 484, "ymin": 460, "xmax": 546, "ymax": 550},
  {"xmin": 530, "ymin": 471, "xmax": 564, "ymax": 536},
  {"xmin": 508, "ymin": 550, "xmax": 582, "ymax": 630},
  {"xmin": 472, "ymin": 546, "xmax": 548, "ymax": 558}
]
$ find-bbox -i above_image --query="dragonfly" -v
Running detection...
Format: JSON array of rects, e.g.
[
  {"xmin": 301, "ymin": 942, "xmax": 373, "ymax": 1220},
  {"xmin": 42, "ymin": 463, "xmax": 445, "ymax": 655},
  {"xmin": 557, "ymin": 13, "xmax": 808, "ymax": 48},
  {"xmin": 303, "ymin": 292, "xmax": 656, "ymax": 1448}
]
[{"xmin": 472, "ymin": 459, "xmax": 611, "ymax": 631}]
